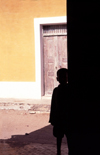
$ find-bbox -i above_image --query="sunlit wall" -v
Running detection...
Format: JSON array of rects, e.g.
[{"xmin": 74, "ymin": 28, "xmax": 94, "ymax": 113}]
[{"xmin": 0, "ymin": 0, "xmax": 66, "ymax": 82}]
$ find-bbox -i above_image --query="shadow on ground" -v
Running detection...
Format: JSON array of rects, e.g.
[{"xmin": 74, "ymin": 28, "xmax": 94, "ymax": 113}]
[{"xmin": 0, "ymin": 125, "xmax": 67, "ymax": 148}]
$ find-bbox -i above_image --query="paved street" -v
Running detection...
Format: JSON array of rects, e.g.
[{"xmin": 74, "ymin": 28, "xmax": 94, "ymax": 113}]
[{"xmin": 0, "ymin": 109, "xmax": 68, "ymax": 155}]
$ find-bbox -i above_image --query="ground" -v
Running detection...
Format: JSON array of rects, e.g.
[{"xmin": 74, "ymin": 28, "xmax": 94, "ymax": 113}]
[{"xmin": 0, "ymin": 110, "xmax": 68, "ymax": 155}]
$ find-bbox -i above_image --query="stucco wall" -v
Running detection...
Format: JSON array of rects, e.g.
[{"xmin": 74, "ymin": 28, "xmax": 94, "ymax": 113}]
[{"xmin": 0, "ymin": 0, "xmax": 66, "ymax": 82}]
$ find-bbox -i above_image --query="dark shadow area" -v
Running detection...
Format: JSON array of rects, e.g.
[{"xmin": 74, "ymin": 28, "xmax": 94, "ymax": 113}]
[
  {"xmin": 67, "ymin": 1, "xmax": 100, "ymax": 155},
  {"xmin": 0, "ymin": 125, "xmax": 67, "ymax": 148}
]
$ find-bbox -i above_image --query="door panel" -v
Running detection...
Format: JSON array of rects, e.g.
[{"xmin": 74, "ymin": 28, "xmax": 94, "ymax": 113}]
[
  {"xmin": 58, "ymin": 35, "xmax": 68, "ymax": 69},
  {"xmin": 44, "ymin": 36, "xmax": 58, "ymax": 96},
  {"xmin": 43, "ymin": 25, "xmax": 67, "ymax": 96},
  {"xmin": 43, "ymin": 35, "xmax": 67, "ymax": 96}
]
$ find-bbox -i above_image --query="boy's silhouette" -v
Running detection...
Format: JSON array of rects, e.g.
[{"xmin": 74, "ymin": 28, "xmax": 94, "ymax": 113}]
[{"xmin": 49, "ymin": 68, "xmax": 68, "ymax": 155}]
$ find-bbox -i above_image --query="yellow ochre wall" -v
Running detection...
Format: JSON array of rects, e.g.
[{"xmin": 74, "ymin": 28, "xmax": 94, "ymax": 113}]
[{"xmin": 0, "ymin": 0, "xmax": 66, "ymax": 81}]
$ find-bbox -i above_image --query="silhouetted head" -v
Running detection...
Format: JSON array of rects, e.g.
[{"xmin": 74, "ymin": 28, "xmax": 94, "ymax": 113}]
[{"xmin": 56, "ymin": 68, "xmax": 68, "ymax": 84}]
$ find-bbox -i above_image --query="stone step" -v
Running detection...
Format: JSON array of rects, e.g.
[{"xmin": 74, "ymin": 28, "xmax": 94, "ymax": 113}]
[{"xmin": 0, "ymin": 98, "xmax": 51, "ymax": 111}]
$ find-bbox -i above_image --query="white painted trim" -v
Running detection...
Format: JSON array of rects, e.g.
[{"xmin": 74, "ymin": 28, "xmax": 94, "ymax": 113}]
[
  {"xmin": 0, "ymin": 82, "xmax": 41, "ymax": 99},
  {"xmin": 34, "ymin": 16, "xmax": 67, "ymax": 25},
  {"xmin": 0, "ymin": 16, "xmax": 67, "ymax": 99},
  {"xmin": 34, "ymin": 16, "xmax": 67, "ymax": 97}
]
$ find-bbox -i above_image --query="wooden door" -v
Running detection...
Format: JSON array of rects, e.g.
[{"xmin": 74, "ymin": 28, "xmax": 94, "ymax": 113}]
[{"xmin": 43, "ymin": 25, "xmax": 67, "ymax": 96}]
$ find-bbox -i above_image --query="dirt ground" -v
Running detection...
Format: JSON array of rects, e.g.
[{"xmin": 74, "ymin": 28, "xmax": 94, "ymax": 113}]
[
  {"xmin": 0, "ymin": 110, "xmax": 68, "ymax": 155},
  {"xmin": 0, "ymin": 110, "xmax": 50, "ymax": 140}
]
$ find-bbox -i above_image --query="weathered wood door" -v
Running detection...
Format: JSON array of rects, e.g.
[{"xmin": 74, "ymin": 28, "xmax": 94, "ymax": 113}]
[{"xmin": 43, "ymin": 25, "xmax": 67, "ymax": 96}]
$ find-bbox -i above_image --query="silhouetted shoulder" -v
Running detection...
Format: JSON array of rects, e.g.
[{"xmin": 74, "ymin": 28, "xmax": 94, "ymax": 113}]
[
  {"xmin": 53, "ymin": 87, "xmax": 58, "ymax": 92},
  {"xmin": 53, "ymin": 87, "xmax": 58, "ymax": 94}
]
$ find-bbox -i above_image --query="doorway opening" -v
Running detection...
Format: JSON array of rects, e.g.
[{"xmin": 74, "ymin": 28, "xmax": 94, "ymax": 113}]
[{"xmin": 42, "ymin": 24, "xmax": 67, "ymax": 96}]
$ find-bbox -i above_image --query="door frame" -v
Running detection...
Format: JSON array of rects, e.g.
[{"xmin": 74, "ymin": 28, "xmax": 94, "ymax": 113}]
[{"xmin": 34, "ymin": 16, "xmax": 67, "ymax": 98}]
